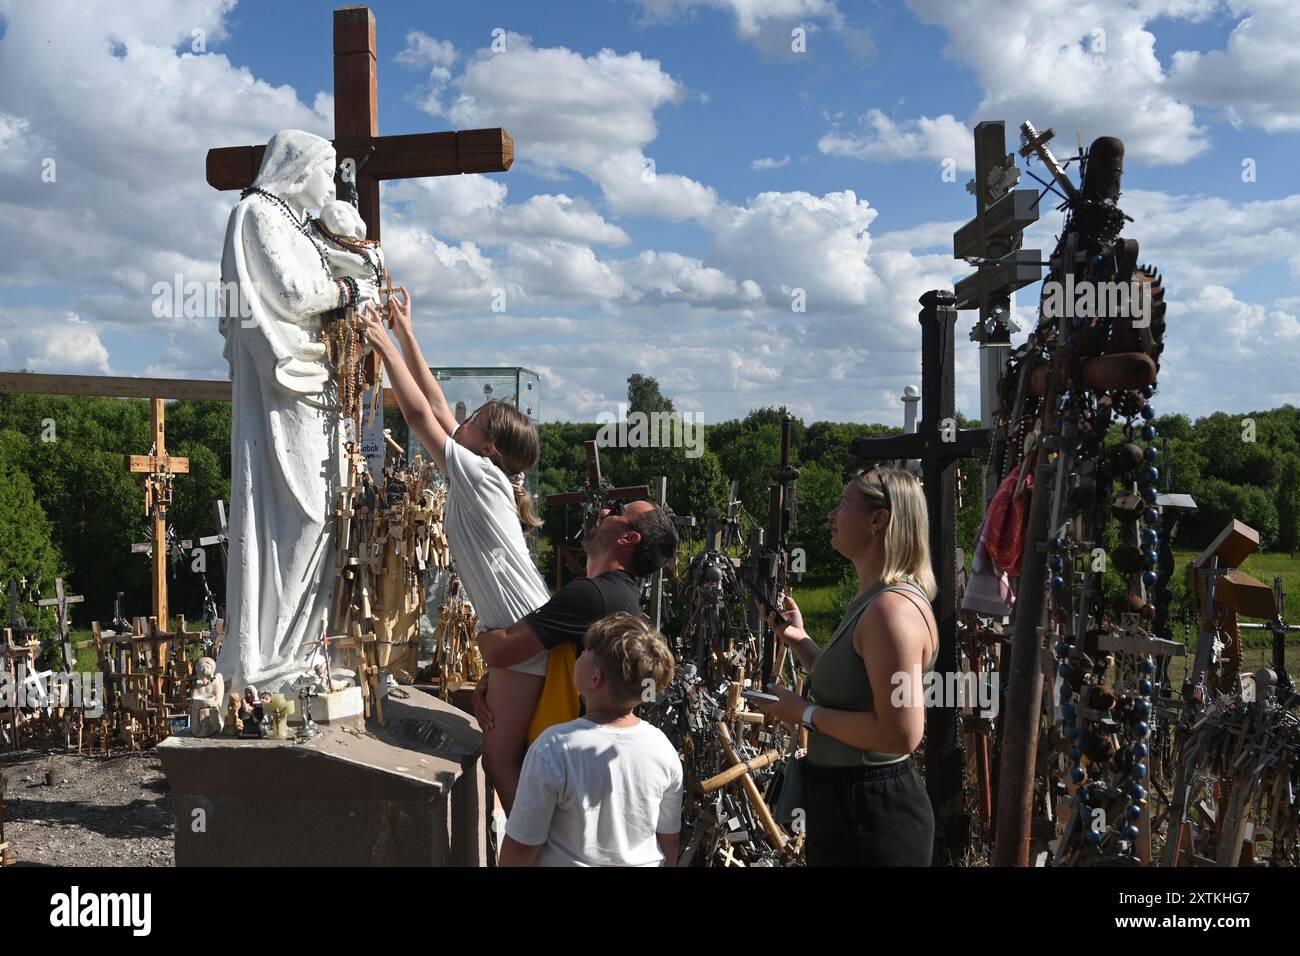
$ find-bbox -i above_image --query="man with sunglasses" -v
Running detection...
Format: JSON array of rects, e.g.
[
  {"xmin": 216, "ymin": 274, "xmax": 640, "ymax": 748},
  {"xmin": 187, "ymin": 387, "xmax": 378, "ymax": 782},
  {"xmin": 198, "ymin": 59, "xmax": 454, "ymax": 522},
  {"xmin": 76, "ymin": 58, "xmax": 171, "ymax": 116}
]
[{"xmin": 474, "ymin": 497, "xmax": 679, "ymax": 741}]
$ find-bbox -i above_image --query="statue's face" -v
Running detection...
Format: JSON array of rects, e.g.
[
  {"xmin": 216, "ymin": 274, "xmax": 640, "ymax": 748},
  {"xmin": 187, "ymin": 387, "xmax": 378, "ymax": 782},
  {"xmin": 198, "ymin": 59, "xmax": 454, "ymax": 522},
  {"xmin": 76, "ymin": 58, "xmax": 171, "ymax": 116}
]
[{"xmin": 300, "ymin": 151, "xmax": 337, "ymax": 210}]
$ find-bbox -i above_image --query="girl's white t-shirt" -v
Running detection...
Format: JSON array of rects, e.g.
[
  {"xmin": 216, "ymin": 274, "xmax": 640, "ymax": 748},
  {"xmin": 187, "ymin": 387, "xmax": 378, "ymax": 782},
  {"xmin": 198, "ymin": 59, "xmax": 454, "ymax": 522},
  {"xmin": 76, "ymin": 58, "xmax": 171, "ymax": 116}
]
[{"xmin": 442, "ymin": 434, "xmax": 550, "ymax": 629}]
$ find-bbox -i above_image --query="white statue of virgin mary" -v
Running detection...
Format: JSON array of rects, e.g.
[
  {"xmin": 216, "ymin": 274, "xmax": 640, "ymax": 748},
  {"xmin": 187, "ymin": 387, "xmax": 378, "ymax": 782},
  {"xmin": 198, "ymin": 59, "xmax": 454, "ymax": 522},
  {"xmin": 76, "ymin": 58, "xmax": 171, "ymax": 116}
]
[{"xmin": 216, "ymin": 129, "xmax": 376, "ymax": 694}]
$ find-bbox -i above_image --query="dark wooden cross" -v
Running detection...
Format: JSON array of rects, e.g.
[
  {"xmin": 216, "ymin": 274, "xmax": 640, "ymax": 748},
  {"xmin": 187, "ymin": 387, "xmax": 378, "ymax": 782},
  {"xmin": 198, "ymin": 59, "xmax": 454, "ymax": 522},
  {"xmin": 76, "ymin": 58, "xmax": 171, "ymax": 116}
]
[
  {"xmin": 205, "ymin": 5, "xmax": 513, "ymax": 242},
  {"xmin": 36, "ymin": 578, "xmax": 83, "ymax": 673},
  {"xmin": 645, "ymin": 476, "xmax": 695, "ymax": 630},
  {"xmin": 125, "ymin": 398, "xmax": 189, "ymax": 635},
  {"xmin": 5, "ymin": 580, "xmax": 40, "ymax": 648},
  {"xmin": 544, "ymin": 441, "xmax": 649, "ymax": 588},
  {"xmin": 853, "ymin": 289, "xmax": 990, "ymax": 865}
]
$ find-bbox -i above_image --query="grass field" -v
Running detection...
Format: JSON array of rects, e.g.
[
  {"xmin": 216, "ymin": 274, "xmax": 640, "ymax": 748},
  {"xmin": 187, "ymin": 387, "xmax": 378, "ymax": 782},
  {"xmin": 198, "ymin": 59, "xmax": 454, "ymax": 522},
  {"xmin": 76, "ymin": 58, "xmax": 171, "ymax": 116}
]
[{"xmin": 787, "ymin": 548, "xmax": 1300, "ymax": 656}]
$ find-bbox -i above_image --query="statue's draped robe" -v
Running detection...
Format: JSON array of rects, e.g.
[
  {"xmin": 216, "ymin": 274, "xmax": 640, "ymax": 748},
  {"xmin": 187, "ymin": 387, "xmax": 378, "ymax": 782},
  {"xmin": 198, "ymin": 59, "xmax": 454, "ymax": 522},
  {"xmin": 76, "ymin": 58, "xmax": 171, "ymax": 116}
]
[{"xmin": 216, "ymin": 194, "xmax": 344, "ymax": 694}]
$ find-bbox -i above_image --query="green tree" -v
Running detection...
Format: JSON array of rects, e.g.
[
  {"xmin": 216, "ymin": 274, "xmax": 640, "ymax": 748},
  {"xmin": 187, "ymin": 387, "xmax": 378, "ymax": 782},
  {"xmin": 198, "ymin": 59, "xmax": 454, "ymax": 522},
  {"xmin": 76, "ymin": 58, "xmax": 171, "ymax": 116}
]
[
  {"xmin": 1277, "ymin": 455, "xmax": 1300, "ymax": 558},
  {"xmin": 0, "ymin": 430, "xmax": 65, "ymax": 631},
  {"xmin": 790, "ymin": 458, "xmax": 843, "ymax": 582}
]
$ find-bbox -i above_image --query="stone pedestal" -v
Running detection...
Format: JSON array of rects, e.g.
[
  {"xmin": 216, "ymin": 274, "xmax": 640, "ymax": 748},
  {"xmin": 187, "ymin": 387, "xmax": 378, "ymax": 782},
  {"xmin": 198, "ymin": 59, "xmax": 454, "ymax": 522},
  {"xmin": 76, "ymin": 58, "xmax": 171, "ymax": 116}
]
[{"xmin": 158, "ymin": 687, "xmax": 485, "ymax": 866}]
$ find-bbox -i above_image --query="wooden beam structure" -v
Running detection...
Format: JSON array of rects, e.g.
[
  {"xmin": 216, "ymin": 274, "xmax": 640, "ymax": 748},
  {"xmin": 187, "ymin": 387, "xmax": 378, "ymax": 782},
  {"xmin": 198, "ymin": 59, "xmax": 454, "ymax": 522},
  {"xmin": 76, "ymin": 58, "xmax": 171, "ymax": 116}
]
[{"xmin": 204, "ymin": 6, "xmax": 513, "ymax": 241}]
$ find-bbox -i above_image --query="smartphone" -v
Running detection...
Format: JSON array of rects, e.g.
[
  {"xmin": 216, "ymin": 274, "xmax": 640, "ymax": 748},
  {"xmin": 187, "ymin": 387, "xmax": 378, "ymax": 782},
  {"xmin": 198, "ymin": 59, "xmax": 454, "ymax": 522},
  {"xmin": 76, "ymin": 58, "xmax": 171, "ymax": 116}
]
[
  {"xmin": 741, "ymin": 689, "xmax": 781, "ymax": 704},
  {"xmin": 740, "ymin": 573, "xmax": 787, "ymax": 622}
]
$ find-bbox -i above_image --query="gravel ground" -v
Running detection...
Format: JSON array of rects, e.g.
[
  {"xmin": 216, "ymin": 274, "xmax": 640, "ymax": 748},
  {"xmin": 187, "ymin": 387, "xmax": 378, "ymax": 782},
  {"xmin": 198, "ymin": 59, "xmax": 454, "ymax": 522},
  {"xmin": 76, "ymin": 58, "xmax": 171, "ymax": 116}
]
[{"xmin": 0, "ymin": 750, "xmax": 174, "ymax": 867}]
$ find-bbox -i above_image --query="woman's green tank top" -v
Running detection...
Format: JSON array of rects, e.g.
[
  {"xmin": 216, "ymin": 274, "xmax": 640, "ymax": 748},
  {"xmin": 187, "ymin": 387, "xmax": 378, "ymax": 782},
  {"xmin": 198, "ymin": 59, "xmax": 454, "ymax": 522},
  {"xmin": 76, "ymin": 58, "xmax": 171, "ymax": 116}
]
[{"xmin": 807, "ymin": 580, "xmax": 936, "ymax": 767}]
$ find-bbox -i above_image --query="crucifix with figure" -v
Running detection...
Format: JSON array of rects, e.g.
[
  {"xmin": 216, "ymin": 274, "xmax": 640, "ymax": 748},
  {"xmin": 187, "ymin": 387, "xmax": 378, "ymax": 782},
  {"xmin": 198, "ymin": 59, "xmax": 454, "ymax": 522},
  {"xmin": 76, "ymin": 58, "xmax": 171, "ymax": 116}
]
[
  {"xmin": 205, "ymin": 5, "xmax": 513, "ymax": 242},
  {"xmin": 125, "ymin": 398, "xmax": 189, "ymax": 635}
]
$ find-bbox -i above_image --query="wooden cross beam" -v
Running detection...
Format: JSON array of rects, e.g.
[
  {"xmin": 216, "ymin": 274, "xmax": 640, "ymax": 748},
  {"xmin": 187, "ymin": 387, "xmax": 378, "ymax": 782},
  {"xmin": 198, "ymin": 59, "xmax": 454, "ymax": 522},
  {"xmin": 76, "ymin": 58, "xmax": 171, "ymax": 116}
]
[
  {"xmin": 36, "ymin": 578, "xmax": 83, "ymax": 672},
  {"xmin": 125, "ymin": 399, "xmax": 189, "ymax": 633},
  {"xmin": 205, "ymin": 6, "xmax": 513, "ymax": 241},
  {"xmin": 953, "ymin": 121, "xmax": 1042, "ymax": 318}
]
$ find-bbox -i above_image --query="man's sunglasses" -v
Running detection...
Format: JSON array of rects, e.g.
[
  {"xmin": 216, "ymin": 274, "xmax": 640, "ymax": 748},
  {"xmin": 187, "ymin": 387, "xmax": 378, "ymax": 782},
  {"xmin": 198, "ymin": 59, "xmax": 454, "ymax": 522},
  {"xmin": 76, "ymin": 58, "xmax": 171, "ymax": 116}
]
[{"xmin": 602, "ymin": 498, "xmax": 643, "ymax": 519}]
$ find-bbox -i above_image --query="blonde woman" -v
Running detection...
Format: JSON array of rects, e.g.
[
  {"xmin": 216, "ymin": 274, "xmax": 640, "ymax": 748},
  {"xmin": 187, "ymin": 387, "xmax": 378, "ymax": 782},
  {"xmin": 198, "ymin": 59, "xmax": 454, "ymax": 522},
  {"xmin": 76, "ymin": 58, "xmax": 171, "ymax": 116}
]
[{"xmin": 751, "ymin": 466, "xmax": 938, "ymax": 866}]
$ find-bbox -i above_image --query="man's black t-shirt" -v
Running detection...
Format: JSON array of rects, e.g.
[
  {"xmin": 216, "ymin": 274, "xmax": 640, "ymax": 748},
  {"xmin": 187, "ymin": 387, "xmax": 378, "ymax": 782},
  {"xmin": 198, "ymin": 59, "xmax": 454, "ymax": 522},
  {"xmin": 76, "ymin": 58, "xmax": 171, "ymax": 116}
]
[{"xmin": 524, "ymin": 569, "xmax": 642, "ymax": 655}]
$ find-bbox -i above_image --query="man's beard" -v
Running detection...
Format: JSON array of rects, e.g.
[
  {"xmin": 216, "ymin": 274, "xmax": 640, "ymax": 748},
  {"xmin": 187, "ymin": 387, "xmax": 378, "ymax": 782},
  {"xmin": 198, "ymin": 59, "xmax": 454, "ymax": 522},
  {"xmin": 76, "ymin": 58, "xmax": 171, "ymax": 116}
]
[{"xmin": 582, "ymin": 521, "xmax": 616, "ymax": 557}]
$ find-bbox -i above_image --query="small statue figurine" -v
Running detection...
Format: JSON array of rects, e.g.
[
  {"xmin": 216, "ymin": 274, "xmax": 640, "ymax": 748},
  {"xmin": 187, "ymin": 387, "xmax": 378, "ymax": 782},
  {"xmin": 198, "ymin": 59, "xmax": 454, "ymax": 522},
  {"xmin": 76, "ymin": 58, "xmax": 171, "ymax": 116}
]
[
  {"xmin": 239, "ymin": 686, "xmax": 265, "ymax": 738},
  {"xmin": 258, "ymin": 691, "xmax": 273, "ymax": 738},
  {"xmin": 225, "ymin": 693, "xmax": 243, "ymax": 737},
  {"xmin": 189, "ymin": 657, "xmax": 225, "ymax": 737}
]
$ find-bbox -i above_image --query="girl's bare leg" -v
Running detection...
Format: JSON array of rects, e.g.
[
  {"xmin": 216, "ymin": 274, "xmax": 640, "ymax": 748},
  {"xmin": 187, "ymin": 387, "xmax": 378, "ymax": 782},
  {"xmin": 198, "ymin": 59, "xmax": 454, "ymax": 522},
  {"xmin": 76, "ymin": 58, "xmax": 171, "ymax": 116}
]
[{"xmin": 482, "ymin": 666, "xmax": 544, "ymax": 815}]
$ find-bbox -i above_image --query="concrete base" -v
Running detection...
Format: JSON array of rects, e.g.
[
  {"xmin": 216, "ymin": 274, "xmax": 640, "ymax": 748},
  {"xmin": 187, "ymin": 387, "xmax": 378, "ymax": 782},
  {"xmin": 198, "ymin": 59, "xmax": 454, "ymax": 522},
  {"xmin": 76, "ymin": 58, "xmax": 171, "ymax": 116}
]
[
  {"xmin": 158, "ymin": 687, "xmax": 486, "ymax": 866},
  {"xmin": 292, "ymin": 686, "xmax": 364, "ymax": 728}
]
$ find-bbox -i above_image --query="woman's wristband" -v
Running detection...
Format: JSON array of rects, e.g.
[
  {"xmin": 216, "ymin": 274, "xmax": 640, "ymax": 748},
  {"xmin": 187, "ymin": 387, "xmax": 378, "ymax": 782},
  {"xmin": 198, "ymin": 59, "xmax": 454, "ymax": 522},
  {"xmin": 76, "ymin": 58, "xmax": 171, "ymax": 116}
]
[{"xmin": 802, "ymin": 703, "xmax": 820, "ymax": 730}]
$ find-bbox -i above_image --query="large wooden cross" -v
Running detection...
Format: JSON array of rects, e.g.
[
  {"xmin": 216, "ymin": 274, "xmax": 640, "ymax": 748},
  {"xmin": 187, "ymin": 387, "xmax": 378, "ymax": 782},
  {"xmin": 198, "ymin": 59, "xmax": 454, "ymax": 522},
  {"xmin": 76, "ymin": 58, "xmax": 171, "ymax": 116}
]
[
  {"xmin": 205, "ymin": 5, "xmax": 514, "ymax": 241},
  {"xmin": 126, "ymin": 398, "xmax": 189, "ymax": 631},
  {"xmin": 953, "ymin": 121, "xmax": 1042, "ymax": 435}
]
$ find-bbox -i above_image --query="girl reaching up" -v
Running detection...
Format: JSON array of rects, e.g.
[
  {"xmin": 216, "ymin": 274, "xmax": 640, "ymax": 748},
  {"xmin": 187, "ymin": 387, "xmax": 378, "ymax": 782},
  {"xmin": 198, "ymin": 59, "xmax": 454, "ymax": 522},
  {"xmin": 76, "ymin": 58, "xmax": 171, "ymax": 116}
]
[{"xmin": 361, "ymin": 291, "xmax": 549, "ymax": 812}]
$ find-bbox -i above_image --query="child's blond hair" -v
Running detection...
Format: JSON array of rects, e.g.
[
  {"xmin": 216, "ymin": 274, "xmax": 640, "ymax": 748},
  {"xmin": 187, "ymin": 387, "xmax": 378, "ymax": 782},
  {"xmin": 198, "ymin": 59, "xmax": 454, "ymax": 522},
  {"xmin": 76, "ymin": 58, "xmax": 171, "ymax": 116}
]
[{"xmin": 583, "ymin": 612, "xmax": 675, "ymax": 708}]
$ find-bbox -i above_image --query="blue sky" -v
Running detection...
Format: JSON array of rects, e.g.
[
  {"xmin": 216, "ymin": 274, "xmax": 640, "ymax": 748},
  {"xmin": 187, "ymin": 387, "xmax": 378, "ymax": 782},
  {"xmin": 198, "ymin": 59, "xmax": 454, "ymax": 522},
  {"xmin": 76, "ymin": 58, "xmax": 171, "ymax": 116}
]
[{"xmin": 1, "ymin": 0, "xmax": 1298, "ymax": 427}]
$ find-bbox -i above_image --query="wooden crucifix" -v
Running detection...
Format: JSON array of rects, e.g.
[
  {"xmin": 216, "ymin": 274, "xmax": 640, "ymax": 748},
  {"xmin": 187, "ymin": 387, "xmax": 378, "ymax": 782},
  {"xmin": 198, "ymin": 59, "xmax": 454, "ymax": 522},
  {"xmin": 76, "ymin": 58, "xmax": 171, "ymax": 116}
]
[
  {"xmin": 544, "ymin": 441, "xmax": 649, "ymax": 588},
  {"xmin": 953, "ymin": 121, "xmax": 1042, "ymax": 480},
  {"xmin": 205, "ymin": 5, "xmax": 514, "ymax": 242},
  {"xmin": 854, "ymin": 289, "xmax": 989, "ymax": 865},
  {"xmin": 125, "ymin": 398, "xmax": 189, "ymax": 633},
  {"xmin": 36, "ymin": 578, "xmax": 83, "ymax": 673}
]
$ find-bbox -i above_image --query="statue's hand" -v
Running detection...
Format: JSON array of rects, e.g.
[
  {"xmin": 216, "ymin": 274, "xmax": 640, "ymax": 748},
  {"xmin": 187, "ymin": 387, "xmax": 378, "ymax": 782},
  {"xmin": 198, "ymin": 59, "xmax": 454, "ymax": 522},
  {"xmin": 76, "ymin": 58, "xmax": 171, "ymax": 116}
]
[
  {"xmin": 294, "ymin": 342, "xmax": 327, "ymax": 362},
  {"xmin": 273, "ymin": 343, "xmax": 329, "ymax": 396}
]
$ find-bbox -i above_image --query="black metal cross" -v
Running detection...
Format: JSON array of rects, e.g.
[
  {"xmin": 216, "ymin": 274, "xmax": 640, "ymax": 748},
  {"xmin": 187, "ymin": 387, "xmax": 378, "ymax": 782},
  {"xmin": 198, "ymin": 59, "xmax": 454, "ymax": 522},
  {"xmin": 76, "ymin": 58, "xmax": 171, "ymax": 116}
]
[{"xmin": 853, "ymin": 289, "xmax": 989, "ymax": 864}]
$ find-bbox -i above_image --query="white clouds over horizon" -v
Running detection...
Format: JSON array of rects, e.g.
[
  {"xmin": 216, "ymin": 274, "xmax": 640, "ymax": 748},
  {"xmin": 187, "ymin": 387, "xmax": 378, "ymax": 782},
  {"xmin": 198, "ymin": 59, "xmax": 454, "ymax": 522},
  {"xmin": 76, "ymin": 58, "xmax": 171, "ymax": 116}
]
[{"xmin": 0, "ymin": 0, "xmax": 1296, "ymax": 429}]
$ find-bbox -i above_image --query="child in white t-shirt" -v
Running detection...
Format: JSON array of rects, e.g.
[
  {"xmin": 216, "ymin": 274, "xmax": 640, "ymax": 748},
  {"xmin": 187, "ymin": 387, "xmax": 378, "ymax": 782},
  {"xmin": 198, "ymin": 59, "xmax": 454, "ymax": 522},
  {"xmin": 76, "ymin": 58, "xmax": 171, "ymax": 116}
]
[
  {"xmin": 501, "ymin": 612, "xmax": 684, "ymax": 867},
  {"xmin": 361, "ymin": 292, "xmax": 549, "ymax": 811}
]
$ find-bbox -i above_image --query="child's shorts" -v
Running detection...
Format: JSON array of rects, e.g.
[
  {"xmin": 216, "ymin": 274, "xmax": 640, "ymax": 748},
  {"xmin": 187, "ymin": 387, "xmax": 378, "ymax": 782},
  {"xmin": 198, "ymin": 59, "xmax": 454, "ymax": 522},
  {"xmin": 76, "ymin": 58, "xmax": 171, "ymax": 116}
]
[{"xmin": 507, "ymin": 649, "xmax": 549, "ymax": 677}]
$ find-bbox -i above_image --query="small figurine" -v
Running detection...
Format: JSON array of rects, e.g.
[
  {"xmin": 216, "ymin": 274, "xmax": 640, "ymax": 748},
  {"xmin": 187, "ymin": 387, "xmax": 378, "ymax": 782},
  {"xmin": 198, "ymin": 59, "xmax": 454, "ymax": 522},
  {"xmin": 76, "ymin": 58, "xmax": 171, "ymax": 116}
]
[
  {"xmin": 225, "ymin": 693, "xmax": 243, "ymax": 737},
  {"xmin": 189, "ymin": 657, "xmax": 225, "ymax": 737},
  {"xmin": 258, "ymin": 691, "xmax": 273, "ymax": 738},
  {"xmin": 265, "ymin": 693, "xmax": 297, "ymax": 739},
  {"xmin": 239, "ymin": 686, "xmax": 265, "ymax": 738}
]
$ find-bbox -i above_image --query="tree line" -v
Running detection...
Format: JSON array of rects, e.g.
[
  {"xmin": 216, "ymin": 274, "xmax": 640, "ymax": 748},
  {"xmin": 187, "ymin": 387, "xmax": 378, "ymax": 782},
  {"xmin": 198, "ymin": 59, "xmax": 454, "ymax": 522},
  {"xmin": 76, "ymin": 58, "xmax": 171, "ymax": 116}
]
[{"xmin": 0, "ymin": 376, "xmax": 1287, "ymax": 630}]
